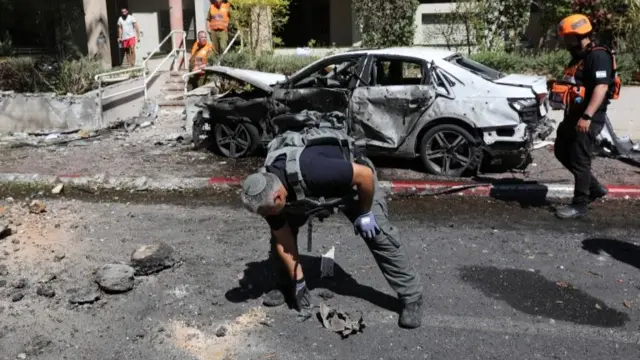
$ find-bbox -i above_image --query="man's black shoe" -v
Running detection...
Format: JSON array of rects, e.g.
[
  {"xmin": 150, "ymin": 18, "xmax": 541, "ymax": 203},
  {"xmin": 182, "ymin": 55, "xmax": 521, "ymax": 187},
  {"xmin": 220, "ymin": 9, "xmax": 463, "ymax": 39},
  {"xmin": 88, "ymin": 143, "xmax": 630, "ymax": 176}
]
[
  {"xmin": 263, "ymin": 289, "xmax": 286, "ymax": 307},
  {"xmin": 589, "ymin": 184, "xmax": 608, "ymax": 202},
  {"xmin": 399, "ymin": 296, "xmax": 423, "ymax": 329},
  {"xmin": 555, "ymin": 203, "xmax": 588, "ymax": 219}
]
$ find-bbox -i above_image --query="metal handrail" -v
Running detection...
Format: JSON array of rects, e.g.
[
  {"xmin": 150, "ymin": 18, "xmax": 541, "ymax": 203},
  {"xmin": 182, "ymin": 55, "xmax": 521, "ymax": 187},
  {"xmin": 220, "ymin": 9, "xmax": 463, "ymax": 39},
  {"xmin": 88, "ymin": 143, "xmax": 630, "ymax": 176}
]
[
  {"xmin": 142, "ymin": 30, "xmax": 188, "ymax": 99},
  {"xmin": 182, "ymin": 31, "xmax": 242, "ymax": 94},
  {"xmin": 94, "ymin": 30, "xmax": 189, "ymax": 125}
]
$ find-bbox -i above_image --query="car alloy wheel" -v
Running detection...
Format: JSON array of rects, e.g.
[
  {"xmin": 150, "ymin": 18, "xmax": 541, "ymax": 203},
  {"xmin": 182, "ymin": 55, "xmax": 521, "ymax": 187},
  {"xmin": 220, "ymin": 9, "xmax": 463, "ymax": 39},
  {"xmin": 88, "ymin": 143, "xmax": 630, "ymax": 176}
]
[
  {"xmin": 213, "ymin": 122, "xmax": 260, "ymax": 158},
  {"xmin": 420, "ymin": 124, "xmax": 477, "ymax": 177}
]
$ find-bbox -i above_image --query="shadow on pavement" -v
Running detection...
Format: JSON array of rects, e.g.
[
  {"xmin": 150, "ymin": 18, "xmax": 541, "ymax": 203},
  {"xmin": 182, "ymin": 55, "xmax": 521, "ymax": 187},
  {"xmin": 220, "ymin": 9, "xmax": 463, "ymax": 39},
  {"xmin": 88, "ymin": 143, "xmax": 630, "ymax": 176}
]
[
  {"xmin": 582, "ymin": 238, "xmax": 640, "ymax": 270},
  {"xmin": 225, "ymin": 255, "xmax": 400, "ymax": 313},
  {"xmin": 458, "ymin": 265, "xmax": 629, "ymax": 328}
]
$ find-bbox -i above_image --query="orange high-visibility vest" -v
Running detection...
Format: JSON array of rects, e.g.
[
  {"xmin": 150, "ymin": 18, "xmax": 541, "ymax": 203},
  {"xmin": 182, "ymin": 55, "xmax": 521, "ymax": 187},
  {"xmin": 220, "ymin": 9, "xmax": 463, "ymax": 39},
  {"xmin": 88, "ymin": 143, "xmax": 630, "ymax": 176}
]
[
  {"xmin": 549, "ymin": 46, "xmax": 621, "ymax": 111},
  {"xmin": 208, "ymin": 3, "xmax": 230, "ymax": 31},
  {"xmin": 191, "ymin": 42, "xmax": 214, "ymax": 71}
]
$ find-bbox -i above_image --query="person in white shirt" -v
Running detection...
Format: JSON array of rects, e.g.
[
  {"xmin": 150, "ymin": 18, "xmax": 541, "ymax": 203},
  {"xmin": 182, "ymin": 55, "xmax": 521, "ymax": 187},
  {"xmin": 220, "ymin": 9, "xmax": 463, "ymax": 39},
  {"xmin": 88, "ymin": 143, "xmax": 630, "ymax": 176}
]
[{"xmin": 117, "ymin": 7, "xmax": 141, "ymax": 67}]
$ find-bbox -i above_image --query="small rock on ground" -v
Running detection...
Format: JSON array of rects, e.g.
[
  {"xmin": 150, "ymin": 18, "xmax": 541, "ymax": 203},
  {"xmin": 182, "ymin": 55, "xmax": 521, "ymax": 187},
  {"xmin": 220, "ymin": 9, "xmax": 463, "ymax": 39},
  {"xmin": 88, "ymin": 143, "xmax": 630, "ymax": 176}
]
[
  {"xmin": 0, "ymin": 222, "xmax": 12, "ymax": 240},
  {"xmin": 95, "ymin": 264, "xmax": 135, "ymax": 293},
  {"xmin": 53, "ymin": 253, "xmax": 66, "ymax": 262},
  {"xmin": 37, "ymin": 285, "xmax": 56, "ymax": 298},
  {"xmin": 12, "ymin": 293, "xmax": 24, "ymax": 302},
  {"xmin": 12, "ymin": 278, "xmax": 28, "ymax": 289},
  {"xmin": 130, "ymin": 242, "xmax": 176, "ymax": 276},
  {"xmin": 0, "ymin": 280, "xmax": 6, "ymax": 288},
  {"xmin": 0, "ymin": 264, "xmax": 8, "ymax": 276},
  {"xmin": 215, "ymin": 326, "xmax": 228, "ymax": 337},
  {"xmin": 68, "ymin": 284, "xmax": 101, "ymax": 304},
  {"xmin": 28, "ymin": 200, "xmax": 46, "ymax": 214}
]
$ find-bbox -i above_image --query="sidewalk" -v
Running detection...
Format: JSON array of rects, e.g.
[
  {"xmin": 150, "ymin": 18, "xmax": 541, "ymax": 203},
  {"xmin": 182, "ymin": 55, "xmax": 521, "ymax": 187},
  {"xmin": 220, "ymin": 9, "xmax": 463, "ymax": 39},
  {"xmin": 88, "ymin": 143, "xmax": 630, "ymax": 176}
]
[{"xmin": 1, "ymin": 113, "xmax": 639, "ymax": 198}]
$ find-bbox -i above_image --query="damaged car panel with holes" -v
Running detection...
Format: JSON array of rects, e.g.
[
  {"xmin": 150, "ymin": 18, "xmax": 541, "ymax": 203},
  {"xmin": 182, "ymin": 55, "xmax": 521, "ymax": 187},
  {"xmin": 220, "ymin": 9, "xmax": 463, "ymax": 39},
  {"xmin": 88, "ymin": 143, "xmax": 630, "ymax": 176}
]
[{"xmin": 188, "ymin": 47, "xmax": 556, "ymax": 177}]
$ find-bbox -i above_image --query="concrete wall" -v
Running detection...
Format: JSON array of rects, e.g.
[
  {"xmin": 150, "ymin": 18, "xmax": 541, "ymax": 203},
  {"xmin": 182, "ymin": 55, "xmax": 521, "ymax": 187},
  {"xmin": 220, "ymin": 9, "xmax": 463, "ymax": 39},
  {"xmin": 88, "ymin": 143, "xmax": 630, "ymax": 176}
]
[{"xmin": 0, "ymin": 92, "xmax": 101, "ymax": 134}]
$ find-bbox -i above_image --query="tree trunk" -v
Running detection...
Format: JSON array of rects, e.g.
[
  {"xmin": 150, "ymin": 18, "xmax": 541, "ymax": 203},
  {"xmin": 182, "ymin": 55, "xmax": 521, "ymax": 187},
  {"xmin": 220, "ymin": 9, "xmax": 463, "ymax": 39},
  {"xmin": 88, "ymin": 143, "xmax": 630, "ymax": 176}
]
[{"xmin": 250, "ymin": 5, "xmax": 273, "ymax": 55}]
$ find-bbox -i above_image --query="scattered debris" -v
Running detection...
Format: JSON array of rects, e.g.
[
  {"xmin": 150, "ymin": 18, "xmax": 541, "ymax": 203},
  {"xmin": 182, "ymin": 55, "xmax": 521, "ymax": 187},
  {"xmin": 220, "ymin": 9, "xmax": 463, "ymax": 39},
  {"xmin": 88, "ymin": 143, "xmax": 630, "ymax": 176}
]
[
  {"xmin": 0, "ymin": 280, "xmax": 6, "ymax": 287},
  {"xmin": 130, "ymin": 242, "xmax": 176, "ymax": 276},
  {"xmin": 37, "ymin": 285, "xmax": 56, "ymax": 298},
  {"xmin": 617, "ymin": 279, "xmax": 624, "ymax": 284},
  {"xmin": 318, "ymin": 303, "xmax": 365, "ymax": 338},
  {"xmin": 321, "ymin": 246, "xmax": 335, "ymax": 278},
  {"xmin": 29, "ymin": 200, "xmax": 46, "ymax": 214},
  {"xmin": 95, "ymin": 264, "xmax": 135, "ymax": 293},
  {"xmin": 215, "ymin": 326, "xmax": 228, "ymax": 337},
  {"xmin": 623, "ymin": 300, "xmax": 633, "ymax": 309},
  {"xmin": 555, "ymin": 281, "xmax": 570, "ymax": 288},
  {"xmin": 586, "ymin": 270, "xmax": 602, "ymax": 277},
  {"xmin": 595, "ymin": 303, "xmax": 602, "ymax": 310},
  {"xmin": 51, "ymin": 184, "xmax": 64, "ymax": 195},
  {"xmin": 12, "ymin": 293, "xmax": 25, "ymax": 302},
  {"xmin": 39, "ymin": 273, "xmax": 57, "ymax": 284},
  {"xmin": 17, "ymin": 353, "xmax": 26, "ymax": 359},
  {"xmin": 12, "ymin": 278, "xmax": 29, "ymax": 289},
  {"xmin": 318, "ymin": 289, "xmax": 334, "ymax": 300},
  {"xmin": 68, "ymin": 284, "xmax": 101, "ymax": 304},
  {"xmin": 53, "ymin": 253, "xmax": 66, "ymax": 262},
  {"xmin": 0, "ymin": 264, "xmax": 8, "ymax": 276},
  {"xmin": 23, "ymin": 335, "xmax": 52, "ymax": 356}
]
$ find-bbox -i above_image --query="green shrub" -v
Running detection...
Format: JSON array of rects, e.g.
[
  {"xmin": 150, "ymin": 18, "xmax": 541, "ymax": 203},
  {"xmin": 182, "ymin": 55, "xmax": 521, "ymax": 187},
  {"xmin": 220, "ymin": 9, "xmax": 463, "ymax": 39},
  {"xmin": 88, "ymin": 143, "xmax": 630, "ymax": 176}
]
[{"xmin": 0, "ymin": 56, "xmax": 104, "ymax": 94}]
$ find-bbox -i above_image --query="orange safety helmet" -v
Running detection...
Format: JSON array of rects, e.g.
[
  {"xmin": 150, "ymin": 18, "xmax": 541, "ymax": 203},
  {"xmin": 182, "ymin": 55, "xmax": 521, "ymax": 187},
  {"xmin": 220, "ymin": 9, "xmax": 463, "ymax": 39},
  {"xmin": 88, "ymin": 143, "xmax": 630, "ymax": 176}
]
[{"xmin": 558, "ymin": 14, "xmax": 593, "ymax": 37}]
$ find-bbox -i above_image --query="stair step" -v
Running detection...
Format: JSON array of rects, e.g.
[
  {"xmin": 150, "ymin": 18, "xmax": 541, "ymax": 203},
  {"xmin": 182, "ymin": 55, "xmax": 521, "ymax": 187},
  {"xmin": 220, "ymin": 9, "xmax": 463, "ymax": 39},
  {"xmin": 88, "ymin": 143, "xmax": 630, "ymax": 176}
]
[
  {"xmin": 165, "ymin": 77, "xmax": 187, "ymax": 84},
  {"xmin": 169, "ymin": 71, "xmax": 187, "ymax": 77},
  {"xmin": 162, "ymin": 83, "xmax": 185, "ymax": 91},
  {"xmin": 157, "ymin": 99, "xmax": 185, "ymax": 107},
  {"xmin": 163, "ymin": 93, "xmax": 185, "ymax": 101}
]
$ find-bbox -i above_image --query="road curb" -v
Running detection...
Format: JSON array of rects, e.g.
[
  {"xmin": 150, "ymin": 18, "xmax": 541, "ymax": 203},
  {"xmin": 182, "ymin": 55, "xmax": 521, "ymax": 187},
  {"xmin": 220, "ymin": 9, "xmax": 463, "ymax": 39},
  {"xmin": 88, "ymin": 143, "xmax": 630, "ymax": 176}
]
[{"xmin": 0, "ymin": 173, "xmax": 640, "ymax": 200}]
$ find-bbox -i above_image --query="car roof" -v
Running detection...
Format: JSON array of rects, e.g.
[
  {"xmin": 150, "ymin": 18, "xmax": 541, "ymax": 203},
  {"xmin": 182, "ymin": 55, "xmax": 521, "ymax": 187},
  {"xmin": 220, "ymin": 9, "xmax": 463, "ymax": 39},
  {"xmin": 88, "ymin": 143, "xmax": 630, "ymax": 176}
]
[{"xmin": 342, "ymin": 47, "xmax": 456, "ymax": 61}]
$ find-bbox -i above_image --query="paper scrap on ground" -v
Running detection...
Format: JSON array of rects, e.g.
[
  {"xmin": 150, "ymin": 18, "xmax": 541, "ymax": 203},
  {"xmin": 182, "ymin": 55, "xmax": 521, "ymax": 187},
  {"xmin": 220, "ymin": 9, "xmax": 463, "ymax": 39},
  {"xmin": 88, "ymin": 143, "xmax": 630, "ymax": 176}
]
[
  {"xmin": 320, "ymin": 246, "xmax": 335, "ymax": 278},
  {"xmin": 318, "ymin": 303, "xmax": 365, "ymax": 338}
]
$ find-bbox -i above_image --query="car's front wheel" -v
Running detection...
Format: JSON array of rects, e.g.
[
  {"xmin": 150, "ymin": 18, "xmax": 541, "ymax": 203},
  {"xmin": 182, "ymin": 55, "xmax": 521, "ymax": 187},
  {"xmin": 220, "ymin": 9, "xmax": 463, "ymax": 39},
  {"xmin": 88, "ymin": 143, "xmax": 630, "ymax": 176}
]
[
  {"xmin": 419, "ymin": 124, "xmax": 478, "ymax": 177},
  {"xmin": 213, "ymin": 122, "xmax": 261, "ymax": 158}
]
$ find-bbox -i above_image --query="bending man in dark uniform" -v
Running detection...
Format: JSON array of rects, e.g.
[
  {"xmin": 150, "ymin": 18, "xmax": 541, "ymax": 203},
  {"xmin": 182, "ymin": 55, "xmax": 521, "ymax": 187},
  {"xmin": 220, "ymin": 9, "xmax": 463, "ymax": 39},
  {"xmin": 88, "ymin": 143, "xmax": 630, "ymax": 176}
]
[
  {"xmin": 551, "ymin": 14, "xmax": 620, "ymax": 219},
  {"xmin": 240, "ymin": 137, "xmax": 424, "ymax": 329}
]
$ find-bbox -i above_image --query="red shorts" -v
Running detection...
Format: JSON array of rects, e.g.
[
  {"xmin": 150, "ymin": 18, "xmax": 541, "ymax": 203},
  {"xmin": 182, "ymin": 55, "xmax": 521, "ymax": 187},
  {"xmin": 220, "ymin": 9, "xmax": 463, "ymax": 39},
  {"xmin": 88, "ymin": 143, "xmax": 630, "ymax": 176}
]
[{"xmin": 122, "ymin": 37, "xmax": 136, "ymax": 48}]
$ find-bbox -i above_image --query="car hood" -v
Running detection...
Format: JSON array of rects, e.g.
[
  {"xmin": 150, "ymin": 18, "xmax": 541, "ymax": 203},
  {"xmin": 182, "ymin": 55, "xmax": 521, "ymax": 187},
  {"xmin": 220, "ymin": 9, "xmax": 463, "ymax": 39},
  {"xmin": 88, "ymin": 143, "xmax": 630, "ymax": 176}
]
[
  {"xmin": 202, "ymin": 66, "xmax": 287, "ymax": 94},
  {"xmin": 493, "ymin": 74, "xmax": 548, "ymax": 95}
]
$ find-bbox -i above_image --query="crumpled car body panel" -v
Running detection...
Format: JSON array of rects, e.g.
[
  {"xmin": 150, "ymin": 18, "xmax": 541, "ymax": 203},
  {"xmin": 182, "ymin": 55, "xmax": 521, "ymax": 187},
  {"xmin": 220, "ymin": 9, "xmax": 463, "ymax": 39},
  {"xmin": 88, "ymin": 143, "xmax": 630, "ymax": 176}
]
[{"xmin": 349, "ymin": 85, "xmax": 436, "ymax": 149}]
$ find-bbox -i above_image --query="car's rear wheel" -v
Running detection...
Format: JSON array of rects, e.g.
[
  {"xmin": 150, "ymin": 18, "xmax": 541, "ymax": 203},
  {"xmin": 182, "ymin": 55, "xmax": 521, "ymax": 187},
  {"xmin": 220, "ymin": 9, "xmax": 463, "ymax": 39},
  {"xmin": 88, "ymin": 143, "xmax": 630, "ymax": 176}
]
[
  {"xmin": 419, "ymin": 124, "xmax": 478, "ymax": 177},
  {"xmin": 213, "ymin": 122, "xmax": 261, "ymax": 158}
]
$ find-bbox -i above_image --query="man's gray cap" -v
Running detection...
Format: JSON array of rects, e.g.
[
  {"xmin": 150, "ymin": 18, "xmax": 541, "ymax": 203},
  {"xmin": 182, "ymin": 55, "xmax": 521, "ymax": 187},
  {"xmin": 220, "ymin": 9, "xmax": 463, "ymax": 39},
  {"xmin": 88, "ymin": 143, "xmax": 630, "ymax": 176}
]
[{"xmin": 242, "ymin": 173, "xmax": 267, "ymax": 196}]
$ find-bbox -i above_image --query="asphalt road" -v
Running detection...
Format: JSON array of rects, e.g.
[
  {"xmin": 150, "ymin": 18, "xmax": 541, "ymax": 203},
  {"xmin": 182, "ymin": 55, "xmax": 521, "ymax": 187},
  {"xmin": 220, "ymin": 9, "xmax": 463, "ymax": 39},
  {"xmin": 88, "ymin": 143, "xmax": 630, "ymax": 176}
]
[{"xmin": 1, "ymin": 194, "xmax": 639, "ymax": 360}]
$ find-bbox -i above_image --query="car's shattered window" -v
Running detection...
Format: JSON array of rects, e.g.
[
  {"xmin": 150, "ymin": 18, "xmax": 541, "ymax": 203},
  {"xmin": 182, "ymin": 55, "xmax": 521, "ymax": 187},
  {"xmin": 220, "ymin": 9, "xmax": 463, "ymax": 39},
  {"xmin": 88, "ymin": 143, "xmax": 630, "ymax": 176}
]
[
  {"xmin": 292, "ymin": 59, "xmax": 360, "ymax": 89},
  {"xmin": 371, "ymin": 58, "xmax": 424, "ymax": 86},
  {"xmin": 446, "ymin": 54, "xmax": 505, "ymax": 81}
]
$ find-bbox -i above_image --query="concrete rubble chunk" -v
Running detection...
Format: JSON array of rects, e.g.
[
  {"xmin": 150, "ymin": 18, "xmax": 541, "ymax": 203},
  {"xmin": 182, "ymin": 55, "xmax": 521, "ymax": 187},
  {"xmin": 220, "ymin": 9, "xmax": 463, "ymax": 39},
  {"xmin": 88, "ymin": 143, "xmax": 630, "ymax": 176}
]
[
  {"xmin": 29, "ymin": 200, "xmax": 46, "ymax": 214},
  {"xmin": 130, "ymin": 242, "xmax": 176, "ymax": 276},
  {"xmin": 68, "ymin": 284, "xmax": 101, "ymax": 304},
  {"xmin": 95, "ymin": 264, "xmax": 135, "ymax": 294},
  {"xmin": 37, "ymin": 285, "xmax": 56, "ymax": 298},
  {"xmin": 51, "ymin": 184, "xmax": 64, "ymax": 194}
]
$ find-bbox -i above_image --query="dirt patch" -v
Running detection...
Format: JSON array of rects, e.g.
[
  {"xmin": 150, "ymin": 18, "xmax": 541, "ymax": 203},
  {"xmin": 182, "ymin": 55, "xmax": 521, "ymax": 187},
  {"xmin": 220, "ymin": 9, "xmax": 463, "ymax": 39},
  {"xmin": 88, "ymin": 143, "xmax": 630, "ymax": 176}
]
[
  {"xmin": 0, "ymin": 199, "xmax": 83, "ymax": 278},
  {"xmin": 169, "ymin": 307, "xmax": 267, "ymax": 360}
]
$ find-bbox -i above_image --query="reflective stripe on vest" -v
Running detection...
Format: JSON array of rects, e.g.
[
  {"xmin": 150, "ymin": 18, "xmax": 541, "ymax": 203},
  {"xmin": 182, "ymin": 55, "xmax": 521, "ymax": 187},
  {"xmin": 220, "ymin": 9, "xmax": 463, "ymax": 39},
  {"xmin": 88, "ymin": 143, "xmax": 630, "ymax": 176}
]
[
  {"xmin": 263, "ymin": 127, "xmax": 355, "ymax": 201},
  {"xmin": 209, "ymin": 4, "xmax": 230, "ymax": 31}
]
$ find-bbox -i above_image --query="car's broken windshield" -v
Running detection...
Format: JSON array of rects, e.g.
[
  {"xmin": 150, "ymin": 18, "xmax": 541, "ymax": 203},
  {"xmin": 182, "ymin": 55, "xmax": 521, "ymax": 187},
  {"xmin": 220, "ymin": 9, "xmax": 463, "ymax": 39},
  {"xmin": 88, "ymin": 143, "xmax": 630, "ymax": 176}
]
[{"xmin": 446, "ymin": 55, "xmax": 505, "ymax": 81}]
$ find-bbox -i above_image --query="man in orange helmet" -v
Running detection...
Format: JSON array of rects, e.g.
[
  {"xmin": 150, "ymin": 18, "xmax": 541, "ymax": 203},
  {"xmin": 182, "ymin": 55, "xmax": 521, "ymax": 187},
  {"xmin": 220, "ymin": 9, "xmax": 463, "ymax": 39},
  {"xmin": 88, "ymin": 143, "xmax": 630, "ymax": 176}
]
[{"xmin": 550, "ymin": 14, "xmax": 619, "ymax": 219}]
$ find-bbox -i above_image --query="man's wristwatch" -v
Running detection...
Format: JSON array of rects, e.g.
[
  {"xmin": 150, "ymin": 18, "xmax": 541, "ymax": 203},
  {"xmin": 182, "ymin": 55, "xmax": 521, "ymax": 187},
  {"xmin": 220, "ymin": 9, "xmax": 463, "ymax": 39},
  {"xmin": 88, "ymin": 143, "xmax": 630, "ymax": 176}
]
[{"xmin": 580, "ymin": 113, "xmax": 592, "ymax": 121}]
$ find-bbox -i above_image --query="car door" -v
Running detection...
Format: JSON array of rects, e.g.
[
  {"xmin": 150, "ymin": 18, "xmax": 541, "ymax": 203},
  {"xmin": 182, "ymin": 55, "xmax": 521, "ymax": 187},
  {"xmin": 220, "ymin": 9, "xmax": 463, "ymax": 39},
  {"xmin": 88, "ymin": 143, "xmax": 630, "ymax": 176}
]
[
  {"xmin": 271, "ymin": 54, "xmax": 368, "ymax": 114},
  {"xmin": 348, "ymin": 55, "xmax": 437, "ymax": 150}
]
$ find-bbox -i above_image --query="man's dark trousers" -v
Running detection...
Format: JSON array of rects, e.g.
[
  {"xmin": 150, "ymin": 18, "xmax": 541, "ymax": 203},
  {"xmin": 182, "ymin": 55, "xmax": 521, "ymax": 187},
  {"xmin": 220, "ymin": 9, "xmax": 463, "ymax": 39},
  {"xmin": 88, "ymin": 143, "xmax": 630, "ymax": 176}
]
[{"xmin": 554, "ymin": 112, "xmax": 606, "ymax": 204}]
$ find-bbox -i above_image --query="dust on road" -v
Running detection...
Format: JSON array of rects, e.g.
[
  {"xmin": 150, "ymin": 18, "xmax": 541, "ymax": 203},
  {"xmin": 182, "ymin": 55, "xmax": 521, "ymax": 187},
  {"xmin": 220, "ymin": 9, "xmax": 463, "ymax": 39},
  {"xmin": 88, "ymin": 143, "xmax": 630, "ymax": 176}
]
[{"xmin": 0, "ymin": 195, "xmax": 639, "ymax": 360}]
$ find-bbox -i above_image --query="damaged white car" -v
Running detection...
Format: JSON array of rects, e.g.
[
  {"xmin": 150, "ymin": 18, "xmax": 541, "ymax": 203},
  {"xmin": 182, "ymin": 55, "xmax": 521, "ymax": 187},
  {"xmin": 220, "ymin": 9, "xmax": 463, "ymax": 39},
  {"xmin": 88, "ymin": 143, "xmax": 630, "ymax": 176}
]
[{"xmin": 189, "ymin": 47, "xmax": 556, "ymax": 177}]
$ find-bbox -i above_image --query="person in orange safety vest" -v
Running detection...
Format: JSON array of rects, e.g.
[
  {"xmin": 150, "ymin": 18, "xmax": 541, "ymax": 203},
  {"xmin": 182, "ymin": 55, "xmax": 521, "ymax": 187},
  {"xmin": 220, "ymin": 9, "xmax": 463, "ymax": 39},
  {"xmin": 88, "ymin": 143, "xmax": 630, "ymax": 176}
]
[
  {"xmin": 188, "ymin": 31, "xmax": 215, "ymax": 90},
  {"xmin": 207, "ymin": 0, "xmax": 231, "ymax": 55},
  {"xmin": 549, "ymin": 14, "xmax": 621, "ymax": 219}
]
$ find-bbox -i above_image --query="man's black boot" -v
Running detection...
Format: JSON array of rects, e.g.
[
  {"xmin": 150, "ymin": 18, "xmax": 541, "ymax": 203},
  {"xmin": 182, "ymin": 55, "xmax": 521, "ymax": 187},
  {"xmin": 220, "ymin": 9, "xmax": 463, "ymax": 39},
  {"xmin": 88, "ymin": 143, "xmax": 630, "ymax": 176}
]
[
  {"xmin": 589, "ymin": 183, "xmax": 608, "ymax": 202},
  {"xmin": 399, "ymin": 296, "xmax": 423, "ymax": 329},
  {"xmin": 555, "ymin": 203, "xmax": 588, "ymax": 219}
]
